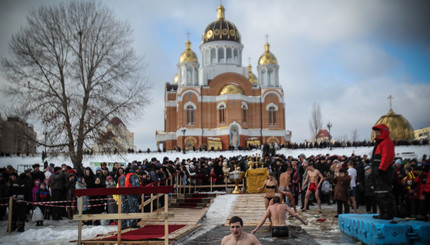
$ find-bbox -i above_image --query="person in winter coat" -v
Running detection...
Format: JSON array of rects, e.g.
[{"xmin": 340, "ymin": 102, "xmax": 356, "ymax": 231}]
[
  {"xmin": 65, "ymin": 172, "xmax": 76, "ymax": 219},
  {"xmin": 91, "ymin": 176, "xmax": 105, "ymax": 225},
  {"xmin": 0, "ymin": 173, "xmax": 8, "ymax": 220},
  {"xmin": 31, "ymin": 164, "xmax": 45, "ymax": 184},
  {"xmin": 36, "ymin": 181, "xmax": 51, "ymax": 223},
  {"xmin": 118, "ymin": 165, "xmax": 140, "ymax": 229},
  {"xmin": 371, "ymin": 124, "xmax": 395, "ymax": 220},
  {"xmin": 105, "ymin": 176, "xmax": 118, "ymax": 225},
  {"xmin": 50, "ymin": 167, "xmax": 66, "ymax": 220},
  {"xmin": 75, "ymin": 177, "xmax": 91, "ymax": 225},
  {"xmin": 333, "ymin": 168, "xmax": 351, "ymax": 217},
  {"xmin": 9, "ymin": 173, "xmax": 31, "ymax": 232},
  {"xmin": 83, "ymin": 167, "xmax": 95, "ymax": 189},
  {"xmin": 363, "ymin": 165, "xmax": 377, "ymax": 214},
  {"xmin": 32, "ymin": 179, "xmax": 41, "ymax": 204}
]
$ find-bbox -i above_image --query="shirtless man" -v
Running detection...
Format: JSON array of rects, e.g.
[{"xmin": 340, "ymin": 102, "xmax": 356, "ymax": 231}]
[
  {"xmin": 221, "ymin": 216, "xmax": 261, "ymax": 245},
  {"xmin": 301, "ymin": 162, "xmax": 324, "ymax": 213},
  {"xmin": 278, "ymin": 167, "xmax": 297, "ymax": 212},
  {"xmin": 251, "ymin": 196, "xmax": 307, "ymax": 238}
]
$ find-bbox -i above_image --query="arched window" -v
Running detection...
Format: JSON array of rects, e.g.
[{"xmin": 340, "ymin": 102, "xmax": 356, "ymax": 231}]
[
  {"xmin": 219, "ymin": 104, "xmax": 225, "ymax": 124},
  {"xmin": 268, "ymin": 67, "xmax": 274, "ymax": 86},
  {"xmin": 226, "ymin": 47, "xmax": 232, "ymax": 63},
  {"xmin": 268, "ymin": 106, "xmax": 276, "ymax": 125},
  {"xmin": 241, "ymin": 103, "xmax": 248, "ymax": 124},
  {"xmin": 233, "ymin": 49, "xmax": 238, "ymax": 62},
  {"xmin": 205, "ymin": 49, "xmax": 210, "ymax": 65},
  {"xmin": 211, "ymin": 48, "xmax": 216, "ymax": 64},
  {"xmin": 218, "ymin": 47, "xmax": 224, "ymax": 63},
  {"xmin": 186, "ymin": 67, "xmax": 193, "ymax": 85},
  {"xmin": 261, "ymin": 69, "xmax": 266, "ymax": 85},
  {"xmin": 186, "ymin": 105, "xmax": 194, "ymax": 125}
]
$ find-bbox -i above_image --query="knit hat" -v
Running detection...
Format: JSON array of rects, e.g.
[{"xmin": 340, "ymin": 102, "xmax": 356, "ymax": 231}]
[
  {"xmin": 106, "ymin": 175, "xmax": 113, "ymax": 181},
  {"xmin": 395, "ymin": 159, "xmax": 402, "ymax": 164},
  {"xmin": 364, "ymin": 165, "xmax": 371, "ymax": 171}
]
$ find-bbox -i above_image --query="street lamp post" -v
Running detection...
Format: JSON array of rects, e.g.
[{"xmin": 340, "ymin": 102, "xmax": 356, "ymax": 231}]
[
  {"xmin": 327, "ymin": 122, "xmax": 333, "ymax": 150},
  {"xmin": 181, "ymin": 128, "xmax": 186, "ymax": 154}
]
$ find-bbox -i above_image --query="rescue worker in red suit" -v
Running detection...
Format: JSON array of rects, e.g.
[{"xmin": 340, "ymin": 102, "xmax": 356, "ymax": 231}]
[
  {"xmin": 371, "ymin": 124, "xmax": 395, "ymax": 219},
  {"xmin": 118, "ymin": 165, "xmax": 140, "ymax": 229}
]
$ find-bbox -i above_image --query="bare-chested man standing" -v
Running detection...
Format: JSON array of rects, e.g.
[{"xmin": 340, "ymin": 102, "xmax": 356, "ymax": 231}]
[
  {"xmin": 278, "ymin": 167, "xmax": 297, "ymax": 212},
  {"xmin": 301, "ymin": 162, "xmax": 324, "ymax": 213},
  {"xmin": 251, "ymin": 196, "xmax": 307, "ymax": 238},
  {"xmin": 221, "ymin": 216, "xmax": 261, "ymax": 245}
]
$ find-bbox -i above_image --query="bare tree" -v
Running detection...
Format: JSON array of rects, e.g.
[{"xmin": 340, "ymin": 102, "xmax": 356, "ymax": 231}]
[
  {"xmin": 309, "ymin": 103, "xmax": 322, "ymax": 140},
  {"xmin": 1, "ymin": 1, "xmax": 151, "ymax": 168}
]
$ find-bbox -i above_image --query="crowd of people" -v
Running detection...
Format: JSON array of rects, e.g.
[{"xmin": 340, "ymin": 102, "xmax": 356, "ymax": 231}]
[{"xmin": 1, "ymin": 130, "xmax": 429, "ymax": 234}]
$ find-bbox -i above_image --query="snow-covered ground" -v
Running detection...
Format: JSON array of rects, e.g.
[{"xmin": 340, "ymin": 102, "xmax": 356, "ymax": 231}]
[{"xmin": 0, "ymin": 145, "xmax": 428, "ymax": 244}]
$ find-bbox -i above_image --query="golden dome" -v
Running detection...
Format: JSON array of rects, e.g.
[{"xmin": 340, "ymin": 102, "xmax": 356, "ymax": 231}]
[
  {"xmin": 173, "ymin": 73, "xmax": 178, "ymax": 84},
  {"xmin": 202, "ymin": 5, "xmax": 241, "ymax": 44},
  {"xmin": 179, "ymin": 40, "xmax": 198, "ymax": 64},
  {"xmin": 258, "ymin": 42, "xmax": 278, "ymax": 65},
  {"xmin": 219, "ymin": 84, "xmax": 243, "ymax": 95},
  {"xmin": 248, "ymin": 64, "xmax": 258, "ymax": 84},
  {"xmin": 371, "ymin": 108, "xmax": 414, "ymax": 141}
]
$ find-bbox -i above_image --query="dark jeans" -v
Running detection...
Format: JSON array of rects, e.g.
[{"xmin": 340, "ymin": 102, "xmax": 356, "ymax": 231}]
[
  {"xmin": 51, "ymin": 190, "xmax": 65, "ymax": 220},
  {"xmin": 336, "ymin": 200, "xmax": 350, "ymax": 215},
  {"xmin": 364, "ymin": 195, "xmax": 377, "ymax": 213}
]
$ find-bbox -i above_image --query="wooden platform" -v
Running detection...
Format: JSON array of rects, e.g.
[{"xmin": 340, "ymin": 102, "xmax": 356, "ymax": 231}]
[{"xmin": 80, "ymin": 201, "xmax": 210, "ymax": 244}]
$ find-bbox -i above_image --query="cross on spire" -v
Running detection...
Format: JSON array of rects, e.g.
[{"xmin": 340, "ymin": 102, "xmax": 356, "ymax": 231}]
[
  {"xmin": 186, "ymin": 32, "xmax": 190, "ymax": 41},
  {"xmin": 265, "ymin": 33, "xmax": 269, "ymax": 43},
  {"xmin": 388, "ymin": 94, "xmax": 393, "ymax": 110},
  {"xmin": 248, "ymin": 57, "xmax": 251, "ymax": 65}
]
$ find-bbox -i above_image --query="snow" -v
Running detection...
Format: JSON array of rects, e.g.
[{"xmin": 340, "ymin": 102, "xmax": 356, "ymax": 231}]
[{"xmin": 0, "ymin": 145, "xmax": 428, "ymax": 244}]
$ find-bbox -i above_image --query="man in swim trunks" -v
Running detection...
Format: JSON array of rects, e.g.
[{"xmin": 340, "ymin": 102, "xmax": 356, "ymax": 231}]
[
  {"xmin": 222, "ymin": 216, "xmax": 261, "ymax": 245},
  {"xmin": 279, "ymin": 167, "xmax": 298, "ymax": 212},
  {"xmin": 301, "ymin": 163, "xmax": 324, "ymax": 213},
  {"xmin": 251, "ymin": 196, "xmax": 307, "ymax": 238}
]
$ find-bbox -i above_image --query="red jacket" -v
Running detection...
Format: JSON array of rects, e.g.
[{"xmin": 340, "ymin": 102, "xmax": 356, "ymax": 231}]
[{"xmin": 372, "ymin": 124, "xmax": 395, "ymax": 171}]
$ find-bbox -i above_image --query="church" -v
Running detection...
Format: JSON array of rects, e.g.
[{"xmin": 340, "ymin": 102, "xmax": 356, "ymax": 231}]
[{"xmin": 156, "ymin": 4, "xmax": 290, "ymax": 151}]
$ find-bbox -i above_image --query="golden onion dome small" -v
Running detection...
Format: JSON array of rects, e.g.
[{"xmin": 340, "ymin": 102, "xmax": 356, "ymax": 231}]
[
  {"xmin": 173, "ymin": 73, "xmax": 178, "ymax": 84},
  {"xmin": 178, "ymin": 40, "xmax": 198, "ymax": 64},
  {"xmin": 258, "ymin": 42, "xmax": 278, "ymax": 65},
  {"xmin": 202, "ymin": 4, "xmax": 241, "ymax": 44},
  {"xmin": 219, "ymin": 84, "xmax": 243, "ymax": 95},
  {"xmin": 248, "ymin": 64, "xmax": 258, "ymax": 84},
  {"xmin": 371, "ymin": 108, "xmax": 415, "ymax": 142}
]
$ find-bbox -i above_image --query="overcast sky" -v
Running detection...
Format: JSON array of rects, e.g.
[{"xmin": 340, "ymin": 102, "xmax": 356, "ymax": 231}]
[{"xmin": 1, "ymin": 0, "xmax": 430, "ymax": 150}]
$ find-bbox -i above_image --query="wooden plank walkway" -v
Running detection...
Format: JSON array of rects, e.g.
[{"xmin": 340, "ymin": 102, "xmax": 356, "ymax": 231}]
[
  {"xmin": 139, "ymin": 207, "xmax": 209, "ymax": 226},
  {"xmin": 225, "ymin": 193, "xmax": 269, "ymax": 226}
]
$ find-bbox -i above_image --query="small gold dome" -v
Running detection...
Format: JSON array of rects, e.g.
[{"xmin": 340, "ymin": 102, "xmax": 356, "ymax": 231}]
[
  {"xmin": 179, "ymin": 40, "xmax": 198, "ymax": 64},
  {"xmin": 173, "ymin": 73, "xmax": 178, "ymax": 84},
  {"xmin": 371, "ymin": 108, "xmax": 415, "ymax": 141},
  {"xmin": 202, "ymin": 4, "xmax": 241, "ymax": 44},
  {"xmin": 248, "ymin": 64, "xmax": 258, "ymax": 84},
  {"xmin": 258, "ymin": 42, "xmax": 278, "ymax": 65},
  {"xmin": 219, "ymin": 84, "xmax": 243, "ymax": 95}
]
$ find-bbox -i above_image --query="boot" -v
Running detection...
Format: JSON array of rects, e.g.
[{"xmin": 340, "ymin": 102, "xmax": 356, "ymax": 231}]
[
  {"xmin": 10, "ymin": 222, "xmax": 17, "ymax": 232},
  {"xmin": 17, "ymin": 221, "xmax": 25, "ymax": 232}
]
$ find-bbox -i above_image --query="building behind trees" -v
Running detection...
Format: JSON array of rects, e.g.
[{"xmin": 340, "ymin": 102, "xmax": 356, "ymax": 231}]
[{"xmin": 0, "ymin": 116, "xmax": 37, "ymax": 156}]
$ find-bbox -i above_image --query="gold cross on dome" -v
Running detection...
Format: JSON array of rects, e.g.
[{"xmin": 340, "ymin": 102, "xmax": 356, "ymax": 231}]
[{"xmin": 387, "ymin": 94, "xmax": 393, "ymax": 110}]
